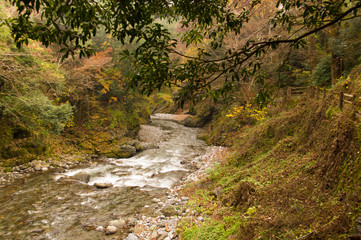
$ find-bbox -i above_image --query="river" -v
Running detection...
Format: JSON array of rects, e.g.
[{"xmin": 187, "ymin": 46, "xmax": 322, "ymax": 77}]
[{"xmin": 0, "ymin": 114, "xmax": 208, "ymax": 240}]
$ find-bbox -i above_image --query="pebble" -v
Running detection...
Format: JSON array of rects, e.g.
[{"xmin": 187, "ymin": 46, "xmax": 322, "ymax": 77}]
[{"xmin": 125, "ymin": 233, "xmax": 139, "ymax": 240}]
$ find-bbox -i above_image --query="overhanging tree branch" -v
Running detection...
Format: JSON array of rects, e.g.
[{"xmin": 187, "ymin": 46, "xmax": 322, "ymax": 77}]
[{"xmin": 169, "ymin": 2, "xmax": 361, "ymax": 64}]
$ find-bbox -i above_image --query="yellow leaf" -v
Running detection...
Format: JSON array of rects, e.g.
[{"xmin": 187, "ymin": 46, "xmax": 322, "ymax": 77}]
[{"xmin": 109, "ymin": 97, "xmax": 118, "ymax": 104}]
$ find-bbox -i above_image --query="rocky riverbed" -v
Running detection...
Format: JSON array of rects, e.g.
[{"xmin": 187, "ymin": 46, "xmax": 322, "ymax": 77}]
[
  {"xmin": 109, "ymin": 146, "xmax": 227, "ymax": 240},
  {"xmin": 0, "ymin": 154, "xmax": 95, "ymax": 187},
  {"xmin": 0, "ymin": 114, "xmax": 226, "ymax": 240}
]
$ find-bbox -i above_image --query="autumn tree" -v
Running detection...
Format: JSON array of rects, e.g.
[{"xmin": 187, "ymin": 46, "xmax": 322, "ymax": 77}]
[{"xmin": 3, "ymin": 0, "xmax": 361, "ymax": 104}]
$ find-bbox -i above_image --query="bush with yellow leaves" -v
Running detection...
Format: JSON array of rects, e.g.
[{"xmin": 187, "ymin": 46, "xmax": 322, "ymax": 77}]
[{"xmin": 226, "ymin": 104, "xmax": 267, "ymax": 125}]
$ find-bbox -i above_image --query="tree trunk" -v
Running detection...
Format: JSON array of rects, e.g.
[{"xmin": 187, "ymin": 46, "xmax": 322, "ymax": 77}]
[
  {"xmin": 308, "ymin": 34, "xmax": 317, "ymax": 71},
  {"xmin": 331, "ymin": 53, "xmax": 342, "ymax": 85},
  {"xmin": 330, "ymin": 24, "xmax": 343, "ymax": 85}
]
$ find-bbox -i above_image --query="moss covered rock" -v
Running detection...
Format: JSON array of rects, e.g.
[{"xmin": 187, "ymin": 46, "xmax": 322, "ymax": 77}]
[{"xmin": 109, "ymin": 144, "xmax": 136, "ymax": 158}]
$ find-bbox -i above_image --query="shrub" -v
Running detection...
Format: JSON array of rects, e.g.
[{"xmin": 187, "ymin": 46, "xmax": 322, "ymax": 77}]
[
  {"xmin": 2, "ymin": 94, "xmax": 73, "ymax": 134},
  {"xmin": 312, "ymin": 56, "xmax": 332, "ymax": 87}
]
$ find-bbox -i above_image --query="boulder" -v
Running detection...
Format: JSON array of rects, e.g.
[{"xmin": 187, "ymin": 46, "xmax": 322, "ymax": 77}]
[
  {"xmin": 129, "ymin": 140, "xmax": 144, "ymax": 152},
  {"xmin": 182, "ymin": 105, "xmax": 217, "ymax": 127},
  {"xmin": 111, "ymin": 145, "xmax": 136, "ymax": 158},
  {"xmin": 71, "ymin": 172, "xmax": 91, "ymax": 183}
]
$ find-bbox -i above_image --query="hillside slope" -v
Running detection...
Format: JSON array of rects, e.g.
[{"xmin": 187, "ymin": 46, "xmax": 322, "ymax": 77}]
[{"xmin": 180, "ymin": 78, "xmax": 361, "ymax": 239}]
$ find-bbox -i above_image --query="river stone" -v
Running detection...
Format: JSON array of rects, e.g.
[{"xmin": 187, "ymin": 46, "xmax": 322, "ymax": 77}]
[
  {"xmin": 125, "ymin": 233, "xmax": 139, "ymax": 240},
  {"xmin": 108, "ymin": 219, "xmax": 127, "ymax": 228},
  {"xmin": 178, "ymin": 216, "xmax": 193, "ymax": 227},
  {"xmin": 72, "ymin": 171, "xmax": 91, "ymax": 183},
  {"xmin": 158, "ymin": 230, "xmax": 168, "ymax": 240},
  {"xmin": 181, "ymin": 197, "xmax": 189, "ymax": 201},
  {"xmin": 166, "ymin": 199, "xmax": 177, "ymax": 205},
  {"xmin": 95, "ymin": 226, "xmax": 104, "ymax": 232},
  {"xmin": 129, "ymin": 140, "xmax": 143, "ymax": 151},
  {"xmin": 34, "ymin": 165, "xmax": 42, "ymax": 171},
  {"xmin": 94, "ymin": 182, "xmax": 113, "ymax": 188},
  {"xmin": 161, "ymin": 205, "xmax": 178, "ymax": 217},
  {"xmin": 31, "ymin": 228, "xmax": 44, "ymax": 234},
  {"xmin": 111, "ymin": 145, "xmax": 136, "ymax": 158},
  {"xmin": 105, "ymin": 225, "xmax": 117, "ymax": 235},
  {"xmin": 127, "ymin": 217, "xmax": 138, "ymax": 227},
  {"xmin": 140, "ymin": 143, "xmax": 159, "ymax": 150},
  {"xmin": 150, "ymin": 230, "xmax": 158, "ymax": 239},
  {"xmin": 151, "ymin": 198, "xmax": 161, "ymax": 203},
  {"xmin": 151, "ymin": 170, "xmax": 187, "ymax": 180}
]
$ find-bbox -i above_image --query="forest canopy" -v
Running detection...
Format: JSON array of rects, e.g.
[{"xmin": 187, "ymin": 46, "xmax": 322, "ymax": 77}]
[{"xmin": 3, "ymin": 0, "xmax": 361, "ymax": 104}]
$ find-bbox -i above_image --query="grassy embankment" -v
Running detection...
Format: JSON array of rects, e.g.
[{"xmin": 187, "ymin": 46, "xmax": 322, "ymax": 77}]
[{"xmin": 179, "ymin": 74, "xmax": 361, "ymax": 239}]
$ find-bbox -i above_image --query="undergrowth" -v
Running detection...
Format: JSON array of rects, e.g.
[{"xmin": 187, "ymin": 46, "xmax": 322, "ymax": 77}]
[{"xmin": 181, "ymin": 92, "xmax": 361, "ymax": 239}]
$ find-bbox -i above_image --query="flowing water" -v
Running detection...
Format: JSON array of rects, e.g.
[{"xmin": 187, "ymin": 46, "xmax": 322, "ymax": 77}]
[{"xmin": 0, "ymin": 114, "xmax": 207, "ymax": 240}]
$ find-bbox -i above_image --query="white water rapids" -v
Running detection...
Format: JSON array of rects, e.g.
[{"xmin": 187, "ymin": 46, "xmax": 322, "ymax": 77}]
[
  {"xmin": 0, "ymin": 114, "xmax": 208, "ymax": 240},
  {"xmin": 56, "ymin": 114, "xmax": 205, "ymax": 189}
]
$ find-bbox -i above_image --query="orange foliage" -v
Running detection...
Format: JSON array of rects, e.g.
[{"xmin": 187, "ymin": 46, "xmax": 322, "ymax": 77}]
[{"xmin": 82, "ymin": 48, "xmax": 113, "ymax": 68}]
